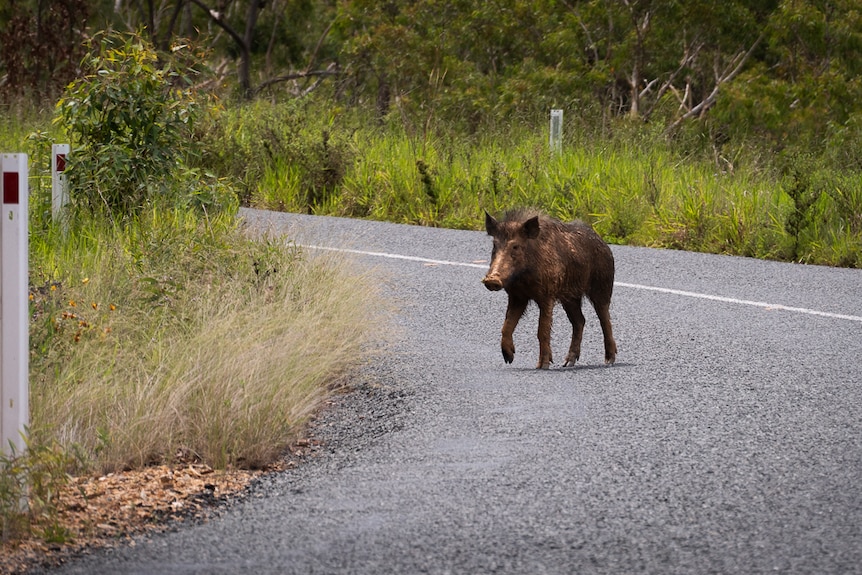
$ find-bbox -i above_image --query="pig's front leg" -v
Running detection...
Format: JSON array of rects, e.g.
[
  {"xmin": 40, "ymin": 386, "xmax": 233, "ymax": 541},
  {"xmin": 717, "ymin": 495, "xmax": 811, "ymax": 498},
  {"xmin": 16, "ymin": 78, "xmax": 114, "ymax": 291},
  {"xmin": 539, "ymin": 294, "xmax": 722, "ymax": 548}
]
[
  {"xmin": 536, "ymin": 300, "xmax": 554, "ymax": 369},
  {"xmin": 501, "ymin": 297, "xmax": 528, "ymax": 364}
]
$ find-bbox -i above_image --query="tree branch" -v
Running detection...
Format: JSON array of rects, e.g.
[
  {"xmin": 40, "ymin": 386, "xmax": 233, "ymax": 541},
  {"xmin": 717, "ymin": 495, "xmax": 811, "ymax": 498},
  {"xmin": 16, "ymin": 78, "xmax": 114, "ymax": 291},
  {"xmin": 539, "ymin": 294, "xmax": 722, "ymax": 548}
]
[
  {"xmin": 251, "ymin": 65, "xmax": 340, "ymax": 97},
  {"xmin": 304, "ymin": 17, "xmax": 336, "ymax": 74},
  {"xmin": 642, "ymin": 40, "xmax": 703, "ymax": 121},
  {"xmin": 667, "ymin": 31, "xmax": 764, "ymax": 132},
  {"xmin": 159, "ymin": 0, "xmax": 187, "ymax": 51},
  {"xmin": 188, "ymin": 0, "xmax": 247, "ymax": 51},
  {"xmin": 559, "ymin": 0, "xmax": 600, "ymax": 65}
]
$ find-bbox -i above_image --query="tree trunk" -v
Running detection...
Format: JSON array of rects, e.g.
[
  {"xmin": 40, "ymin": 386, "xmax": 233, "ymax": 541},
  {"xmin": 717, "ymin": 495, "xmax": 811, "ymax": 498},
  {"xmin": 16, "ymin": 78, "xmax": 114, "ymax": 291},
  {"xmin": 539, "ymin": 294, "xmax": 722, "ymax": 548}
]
[
  {"xmin": 625, "ymin": 2, "xmax": 649, "ymax": 119},
  {"xmin": 239, "ymin": 0, "xmax": 264, "ymax": 97},
  {"xmin": 189, "ymin": 0, "xmax": 260, "ymax": 97}
]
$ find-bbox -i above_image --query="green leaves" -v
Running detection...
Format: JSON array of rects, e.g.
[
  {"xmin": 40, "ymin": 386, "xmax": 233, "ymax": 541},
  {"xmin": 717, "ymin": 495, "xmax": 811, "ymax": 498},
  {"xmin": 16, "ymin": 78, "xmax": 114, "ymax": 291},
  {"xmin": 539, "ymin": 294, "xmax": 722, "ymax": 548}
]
[
  {"xmin": 1, "ymin": 435, "xmax": 80, "ymax": 544},
  {"xmin": 54, "ymin": 32, "xmax": 232, "ymax": 220}
]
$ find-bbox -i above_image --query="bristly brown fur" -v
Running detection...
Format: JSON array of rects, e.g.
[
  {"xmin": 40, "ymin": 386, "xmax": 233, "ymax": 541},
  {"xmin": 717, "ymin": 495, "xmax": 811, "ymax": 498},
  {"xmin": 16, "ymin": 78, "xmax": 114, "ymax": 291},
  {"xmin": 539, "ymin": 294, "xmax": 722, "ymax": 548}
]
[{"xmin": 482, "ymin": 209, "xmax": 617, "ymax": 369}]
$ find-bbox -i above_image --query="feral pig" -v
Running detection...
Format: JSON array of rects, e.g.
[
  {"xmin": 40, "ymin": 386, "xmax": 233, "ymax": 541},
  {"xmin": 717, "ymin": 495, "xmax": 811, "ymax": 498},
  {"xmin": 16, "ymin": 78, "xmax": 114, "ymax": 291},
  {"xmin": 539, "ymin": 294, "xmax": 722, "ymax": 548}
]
[{"xmin": 482, "ymin": 209, "xmax": 617, "ymax": 369}]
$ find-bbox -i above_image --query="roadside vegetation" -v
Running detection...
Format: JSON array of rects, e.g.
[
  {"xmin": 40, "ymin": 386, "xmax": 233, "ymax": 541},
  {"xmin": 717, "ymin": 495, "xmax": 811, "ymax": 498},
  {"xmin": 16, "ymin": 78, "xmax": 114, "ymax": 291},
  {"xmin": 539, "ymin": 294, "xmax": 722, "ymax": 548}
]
[
  {"xmin": 198, "ymin": 99, "xmax": 861, "ymax": 267},
  {"xmin": 2, "ymin": 0, "xmax": 862, "ymax": 552},
  {"xmin": 1, "ymin": 34, "xmax": 384, "ymax": 545}
]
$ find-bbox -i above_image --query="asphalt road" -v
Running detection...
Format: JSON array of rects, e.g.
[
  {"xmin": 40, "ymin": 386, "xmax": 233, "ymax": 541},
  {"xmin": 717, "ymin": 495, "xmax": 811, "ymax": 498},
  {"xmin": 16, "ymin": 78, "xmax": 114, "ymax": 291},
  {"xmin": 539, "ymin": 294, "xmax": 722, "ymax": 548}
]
[{"xmin": 44, "ymin": 208, "xmax": 862, "ymax": 575}]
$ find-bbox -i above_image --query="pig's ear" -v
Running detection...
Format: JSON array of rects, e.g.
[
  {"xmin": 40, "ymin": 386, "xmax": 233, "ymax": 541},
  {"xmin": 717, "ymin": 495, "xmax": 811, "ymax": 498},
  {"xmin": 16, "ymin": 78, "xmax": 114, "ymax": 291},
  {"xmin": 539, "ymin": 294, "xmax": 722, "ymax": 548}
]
[
  {"xmin": 521, "ymin": 215, "xmax": 540, "ymax": 239},
  {"xmin": 484, "ymin": 210, "xmax": 498, "ymax": 235}
]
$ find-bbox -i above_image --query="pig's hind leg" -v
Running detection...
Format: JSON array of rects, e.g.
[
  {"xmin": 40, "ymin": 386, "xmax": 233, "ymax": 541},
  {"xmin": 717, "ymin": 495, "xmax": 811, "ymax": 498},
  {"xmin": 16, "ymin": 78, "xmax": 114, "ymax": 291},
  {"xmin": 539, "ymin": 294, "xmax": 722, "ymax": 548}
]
[
  {"xmin": 591, "ymin": 298, "xmax": 617, "ymax": 365},
  {"xmin": 562, "ymin": 298, "xmax": 586, "ymax": 367},
  {"xmin": 535, "ymin": 300, "xmax": 555, "ymax": 369}
]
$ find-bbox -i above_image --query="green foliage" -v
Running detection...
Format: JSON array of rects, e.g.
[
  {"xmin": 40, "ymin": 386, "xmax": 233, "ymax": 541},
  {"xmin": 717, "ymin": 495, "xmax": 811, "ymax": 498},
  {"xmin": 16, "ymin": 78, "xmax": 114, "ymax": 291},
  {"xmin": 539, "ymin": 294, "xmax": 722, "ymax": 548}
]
[
  {"xmin": 211, "ymin": 99, "xmax": 857, "ymax": 267},
  {"xmin": 716, "ymin": 1, "xmax": 862, "ymax": 154},
  {"xmin": 55, "ymin": 31, "xmax": 236, "ymax": 219},
  {"xmin": 333, "ymin": 0, "xmax": 772, "ymax": 131},
  {"xmin": 24, "ymin": 128, "xmax": 59, "ymax": 238},
  {"xmin": 194, "ymin": 99, "xmax": 352, "ymax": 213},
  {"xmin": 1, "ymin": 436, "xmax": 80, "ymax": 544},
  {"xmin": 779, "ymin": 153, "xmax": 822, "ymax": 261},
  {"xmin": 768, "ymin": 149, "xmax": 862, "ymax": 266},
  {"xmin": 6, "ymin": 0, "xmax": 862, "ymax": 156}
]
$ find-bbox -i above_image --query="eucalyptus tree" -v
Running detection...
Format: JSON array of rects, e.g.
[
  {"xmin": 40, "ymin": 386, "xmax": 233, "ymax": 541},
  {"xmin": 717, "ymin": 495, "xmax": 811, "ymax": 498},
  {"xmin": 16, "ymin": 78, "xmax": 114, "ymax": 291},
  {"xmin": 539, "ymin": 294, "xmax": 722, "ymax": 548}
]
[{"xmin": 111, "ymin": 0, "xmax": 340, "ymax": 98}]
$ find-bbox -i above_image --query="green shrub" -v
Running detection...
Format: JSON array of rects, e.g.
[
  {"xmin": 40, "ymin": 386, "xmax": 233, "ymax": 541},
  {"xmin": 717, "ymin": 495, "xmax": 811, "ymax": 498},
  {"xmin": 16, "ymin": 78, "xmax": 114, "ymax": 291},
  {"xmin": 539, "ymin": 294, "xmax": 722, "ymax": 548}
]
[
  {"xmin": 1, "ymin": 436, "xmax": 80, "ymax": 544},
  {"xmin": 55, "ymin": 31, "xmax": 236, "ymax": 219}
]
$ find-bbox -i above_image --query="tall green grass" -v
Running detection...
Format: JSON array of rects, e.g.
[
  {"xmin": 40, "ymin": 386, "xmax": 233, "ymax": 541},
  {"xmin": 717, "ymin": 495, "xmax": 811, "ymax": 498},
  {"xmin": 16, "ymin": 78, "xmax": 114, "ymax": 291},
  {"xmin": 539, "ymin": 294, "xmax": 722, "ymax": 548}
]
[
  {"xmin": 205, "ymin": 101, "xmax": 858, "ymax": 267},
  {"xmin": 0, "ymin": 102, "xmax": 51, "ymax": 152}
]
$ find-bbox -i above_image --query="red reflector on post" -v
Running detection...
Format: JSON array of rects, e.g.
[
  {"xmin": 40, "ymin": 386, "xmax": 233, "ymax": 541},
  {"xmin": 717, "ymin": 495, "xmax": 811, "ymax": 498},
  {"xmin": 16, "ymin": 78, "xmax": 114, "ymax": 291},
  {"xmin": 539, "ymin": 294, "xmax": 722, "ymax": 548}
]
[
  {"xmin": 56, "ymin": 153, "xmax": 66, "ymax": 172},
  {"xmin": 2, "ymin": 171, "xmax": 18, "ymax": 204}
]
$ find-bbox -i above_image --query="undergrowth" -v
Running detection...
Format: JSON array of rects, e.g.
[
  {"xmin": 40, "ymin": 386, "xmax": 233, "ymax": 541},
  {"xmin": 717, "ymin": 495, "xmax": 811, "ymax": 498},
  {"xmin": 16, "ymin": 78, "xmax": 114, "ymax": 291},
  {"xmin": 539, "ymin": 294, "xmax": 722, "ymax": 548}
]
[
  {"xmin": 1, "ymin": 437, "xmax": 80, "ymax": 545},
  {"xmin": 200, "ymin": 100, "xmax": 861, "ymax": 267},
  {"xmin": 1, "ymin": 34, "xmax": 387, "ymax": 544},
  {"xmin": 28, "ymin": 208, "xmax": 384, "ymax": 473}
]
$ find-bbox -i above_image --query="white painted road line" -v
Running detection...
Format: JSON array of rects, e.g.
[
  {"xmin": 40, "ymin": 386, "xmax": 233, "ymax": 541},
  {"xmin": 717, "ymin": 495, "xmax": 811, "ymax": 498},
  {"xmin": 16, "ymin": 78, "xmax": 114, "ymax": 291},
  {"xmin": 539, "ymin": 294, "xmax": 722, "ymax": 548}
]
[
  {"xmin": 613, "ymin": 282, "xmax": 862, "ymax": 322},
  {"xmin": 304, "ymin": 245, "xmax": 489, "ymax": 269},
  {"xmin": 302, "ymin": 244, "xmax": 862, "ymax": 323}
]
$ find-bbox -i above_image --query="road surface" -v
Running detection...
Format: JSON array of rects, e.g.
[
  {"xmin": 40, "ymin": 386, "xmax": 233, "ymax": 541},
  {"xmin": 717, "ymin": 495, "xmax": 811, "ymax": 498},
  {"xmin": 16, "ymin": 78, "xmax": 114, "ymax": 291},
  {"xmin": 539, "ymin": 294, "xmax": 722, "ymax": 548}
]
[{"xmin": 43, "ymin": 208, "xmax": 862, "ymax": 574}]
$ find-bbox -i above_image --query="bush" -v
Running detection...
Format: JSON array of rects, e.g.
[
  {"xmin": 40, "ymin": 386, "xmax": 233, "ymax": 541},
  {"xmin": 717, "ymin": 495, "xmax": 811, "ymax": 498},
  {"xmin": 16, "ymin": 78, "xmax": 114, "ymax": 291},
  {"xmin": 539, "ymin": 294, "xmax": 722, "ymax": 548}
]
[
  {"xmin": 55, "ymin": 31, "xmax": 236, "ymax": 219},
  {"xmin": 1, "ymin": 437, "xmax": 79, "ymax": 544}
]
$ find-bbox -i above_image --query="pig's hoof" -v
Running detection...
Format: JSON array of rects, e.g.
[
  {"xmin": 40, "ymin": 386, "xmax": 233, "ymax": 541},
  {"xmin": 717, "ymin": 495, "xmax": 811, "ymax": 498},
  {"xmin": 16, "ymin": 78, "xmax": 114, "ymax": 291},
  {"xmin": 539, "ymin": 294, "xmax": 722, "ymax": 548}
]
[
  {"xmin": 502, "ymin": 345, "xmax": 515, "ymax": 364},
  {"xmin": 605, "ymin": 343, "xmax": 617, "ymax": 365},
  {"xmin": 563, "ymin": 352, "xmax": 579, "ymax": 367},
  {"xmin": 536, "ymin": 361, "xmax": 550, "ymax": 370}
]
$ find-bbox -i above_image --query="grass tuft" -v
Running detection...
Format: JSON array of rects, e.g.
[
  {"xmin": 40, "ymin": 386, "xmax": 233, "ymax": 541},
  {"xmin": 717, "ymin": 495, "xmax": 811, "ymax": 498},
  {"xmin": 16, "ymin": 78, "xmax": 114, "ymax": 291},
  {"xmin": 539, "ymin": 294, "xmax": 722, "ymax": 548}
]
[{"xmin": 30, "ymin": 210, "xmax": 386, "ymax": 473}]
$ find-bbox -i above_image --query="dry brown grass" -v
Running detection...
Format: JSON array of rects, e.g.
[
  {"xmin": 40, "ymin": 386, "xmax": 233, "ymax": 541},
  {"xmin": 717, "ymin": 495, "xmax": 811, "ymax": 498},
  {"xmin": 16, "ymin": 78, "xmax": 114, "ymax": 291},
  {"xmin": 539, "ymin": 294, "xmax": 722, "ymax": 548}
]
[{"xmin": 29, "ymin": 210, "xmax": 387, "ymax": 473}]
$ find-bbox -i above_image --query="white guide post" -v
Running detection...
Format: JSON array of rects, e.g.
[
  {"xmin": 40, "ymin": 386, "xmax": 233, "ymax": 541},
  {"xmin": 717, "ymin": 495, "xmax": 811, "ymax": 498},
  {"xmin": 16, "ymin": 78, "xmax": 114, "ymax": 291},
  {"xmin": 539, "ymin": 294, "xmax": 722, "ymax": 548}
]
[
  {"xmin": 1, "ymin": 153, "xmax": 29, "ymax": 456},
  {"xmin": 550, "ymin": 109, "xmax": 563, "ymax": 153},
  {"xmin": 52, "ymin": 144, "xmax": 70, "ymax": 228}
]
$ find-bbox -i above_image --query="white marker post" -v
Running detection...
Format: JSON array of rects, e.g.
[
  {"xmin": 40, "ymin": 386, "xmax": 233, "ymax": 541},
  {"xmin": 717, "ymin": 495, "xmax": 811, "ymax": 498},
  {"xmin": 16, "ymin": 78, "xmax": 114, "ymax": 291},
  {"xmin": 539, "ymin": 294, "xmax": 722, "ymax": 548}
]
[
  {"xmin": 52, "ymin": 144, "xmax": 69, "ymax": 229},
  {"xmin": 550, "ymin": 109, "xmax": 563, "ymax": 153},
  {"xmin": 1, "ymin": 154, "xmax": 29, "ymax": 456}
]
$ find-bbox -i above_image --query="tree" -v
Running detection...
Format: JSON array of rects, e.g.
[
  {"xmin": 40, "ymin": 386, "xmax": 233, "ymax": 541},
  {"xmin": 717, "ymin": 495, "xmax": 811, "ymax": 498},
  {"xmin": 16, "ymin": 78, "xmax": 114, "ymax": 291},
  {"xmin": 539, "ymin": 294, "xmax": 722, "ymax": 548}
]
[
  {"xmin": 714, "ymin": 0, "xmax": 862, "ymax": 150},
  {"xmin": 556, "ymin": 0, "xmax": 766, "ymax": 125},
  {"xmin": 110, "ymin": 0, "xmax": 339, "ymax": 98},
  {"xmin": 187, "ymin": 0, "xmax": 264, "ymax": 95}
]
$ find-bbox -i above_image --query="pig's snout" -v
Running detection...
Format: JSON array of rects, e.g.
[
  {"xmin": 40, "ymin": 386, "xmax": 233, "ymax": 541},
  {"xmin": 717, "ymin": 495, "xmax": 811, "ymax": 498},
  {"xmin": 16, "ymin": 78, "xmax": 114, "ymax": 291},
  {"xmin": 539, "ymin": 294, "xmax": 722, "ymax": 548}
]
[{"xmin": 482, "ymin": 274, "xmax": 504, "ymax": 291}]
